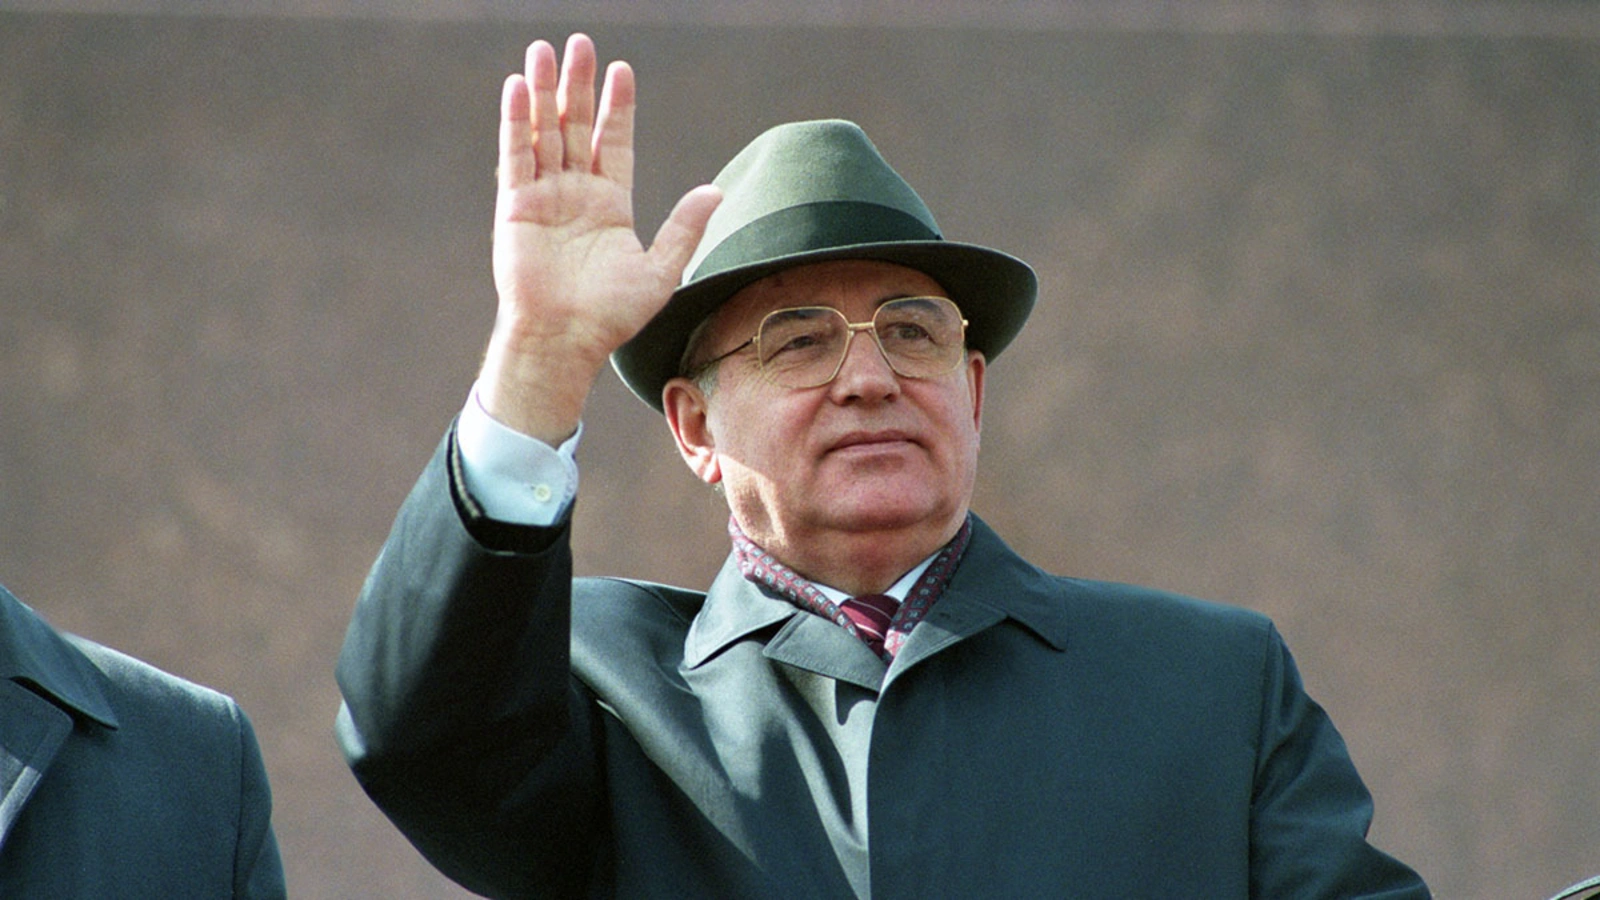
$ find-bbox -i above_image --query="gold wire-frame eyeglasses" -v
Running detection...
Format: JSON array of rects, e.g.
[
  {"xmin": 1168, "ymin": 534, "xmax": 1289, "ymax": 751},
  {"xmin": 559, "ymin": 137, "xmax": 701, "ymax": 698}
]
[{"xmin": 685, "ymin": 295, "xmax": 970, "ymax": 390}]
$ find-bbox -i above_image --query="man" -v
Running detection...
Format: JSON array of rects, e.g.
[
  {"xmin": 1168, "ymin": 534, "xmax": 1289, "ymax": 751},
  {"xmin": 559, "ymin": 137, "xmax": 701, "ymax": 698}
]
[
  {"xmin": 337, "ymin": 34, "xmax": 1429, "ymax": 898},
  {"xmin": 0, "ymin": 583, "xmax": 284, "ymax": 897}
]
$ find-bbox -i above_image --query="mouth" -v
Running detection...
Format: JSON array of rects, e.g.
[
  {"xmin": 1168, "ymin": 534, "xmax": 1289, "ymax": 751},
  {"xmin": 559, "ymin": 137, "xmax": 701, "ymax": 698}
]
[{"xmin": 827, "ymin": 430, "xmax": 919, "ymax": 454}]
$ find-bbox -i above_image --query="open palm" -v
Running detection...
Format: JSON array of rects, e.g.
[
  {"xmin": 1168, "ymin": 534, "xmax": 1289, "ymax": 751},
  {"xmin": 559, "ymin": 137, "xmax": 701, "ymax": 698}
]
[{"xmin": 480, "ymin": 35, "xmax": 720, "ymax": 441}]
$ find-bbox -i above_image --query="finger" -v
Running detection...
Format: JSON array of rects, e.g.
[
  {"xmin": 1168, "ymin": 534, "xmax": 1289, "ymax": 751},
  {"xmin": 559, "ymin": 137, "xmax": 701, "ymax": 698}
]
[
  {"xmin": 525, "ymin": 40, "xmax": 562, "ymax": 175},
  {"xmin": 594, "ymin": 61, "xmax": 636, "ymax": 187},
  {"xmin": 557, "ymin": 33, "xmax": 597, "ymax": 172},
  {"xmin": 497, "ymin": 74, "xmax": 535, "ymax": 190},
  {"xmin": 648, "ymin": 184, "xmax": 723, "ymax": 279}
]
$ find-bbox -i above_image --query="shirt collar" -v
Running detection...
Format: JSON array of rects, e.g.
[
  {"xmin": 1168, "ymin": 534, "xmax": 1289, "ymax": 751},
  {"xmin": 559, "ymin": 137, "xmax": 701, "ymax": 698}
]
[{"xmin": 809, "ymin": 554, "xmax": 937, "ymax": 606}]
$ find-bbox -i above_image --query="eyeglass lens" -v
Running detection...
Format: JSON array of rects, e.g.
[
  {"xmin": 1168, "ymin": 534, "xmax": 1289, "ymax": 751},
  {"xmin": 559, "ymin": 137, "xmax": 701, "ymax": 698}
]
[{"xmin": 755, "ymin": 296, "xmax": 967, "ymax": 388}]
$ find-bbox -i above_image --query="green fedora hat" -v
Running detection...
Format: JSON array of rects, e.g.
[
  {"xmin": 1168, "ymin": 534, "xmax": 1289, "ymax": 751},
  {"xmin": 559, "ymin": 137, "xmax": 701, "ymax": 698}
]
[{"xmin": 612, "ymin": 118, "xmax": 1038, "ymax": 411}]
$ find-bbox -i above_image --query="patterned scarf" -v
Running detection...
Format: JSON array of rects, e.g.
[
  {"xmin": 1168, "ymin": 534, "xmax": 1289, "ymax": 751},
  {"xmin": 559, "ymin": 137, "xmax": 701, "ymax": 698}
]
[{"xmin": 728, "ymin": 515, "xmax": 973, "ymax": 661}]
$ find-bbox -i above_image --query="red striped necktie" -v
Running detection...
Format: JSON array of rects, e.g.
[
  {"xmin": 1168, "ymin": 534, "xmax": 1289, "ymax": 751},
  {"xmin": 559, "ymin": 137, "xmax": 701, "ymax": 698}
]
[{"xmin": 838, "ymin": 593, "xmax": 899, "ymax": 657}]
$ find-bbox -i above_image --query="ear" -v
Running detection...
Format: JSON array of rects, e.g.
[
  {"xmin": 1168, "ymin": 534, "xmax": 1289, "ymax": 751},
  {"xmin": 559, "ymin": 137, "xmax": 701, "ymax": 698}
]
[
  {"xmin": 966, "ymin": 350, "xmax": 987, "ymax": 434},
  {"xmin": 663, "ymin": 377, "xmax": 723, "ymax": 485}
]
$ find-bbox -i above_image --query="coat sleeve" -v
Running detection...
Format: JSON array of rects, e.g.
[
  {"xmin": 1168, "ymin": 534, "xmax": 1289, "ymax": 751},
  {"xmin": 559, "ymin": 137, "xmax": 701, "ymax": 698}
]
[
  {"xmin": 1248, "ymin": 623, "xmax": 1430, "ymax": 898},
  {"xmin": 335, "ymin": 429, "xmax": 608, "ymax": 899},
  {"xmin": 231, "ymin": 704, "xmax": 287, "ymax": 900}
]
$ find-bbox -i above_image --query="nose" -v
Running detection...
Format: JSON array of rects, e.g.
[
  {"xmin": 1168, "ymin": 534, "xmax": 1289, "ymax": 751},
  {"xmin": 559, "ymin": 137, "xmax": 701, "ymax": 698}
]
[{"xmin": 827, "ymin": 326, "xmax": 901, "ymax": 402}]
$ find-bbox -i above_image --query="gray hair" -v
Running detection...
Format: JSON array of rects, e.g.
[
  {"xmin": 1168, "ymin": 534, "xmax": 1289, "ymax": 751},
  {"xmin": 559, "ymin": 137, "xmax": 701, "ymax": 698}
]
[{"xmin": 678, "ymin": 314, "xmax": 724, "ymax": 397}]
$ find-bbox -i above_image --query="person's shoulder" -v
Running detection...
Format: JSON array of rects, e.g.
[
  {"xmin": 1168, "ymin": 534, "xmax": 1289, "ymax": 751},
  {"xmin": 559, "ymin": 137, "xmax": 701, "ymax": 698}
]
[
  {"xmin": 1062, "ymin": 575, "xmax": 1269, "ymax": 626},
  {"xmin": 966, "ymin": 517, "xmax": 1276, "ymax": 648},
  {"xmin": 65, "ymin": 633, "xmax": 245, "ymax": 729},
  {"xmin": 569, "ymin": 577, "xmax": 704, "ymax": 673},
  {"xmin": 1031, "ymin": 572, "xmax": 1278, "ymax": 660},
  {"xmin": 573, "ymin": 576, "xmax": 704, "ymax": 624},
  {"xmin": 1015, "ymin": 575, "xmax": 1285, "ymax": 696}
]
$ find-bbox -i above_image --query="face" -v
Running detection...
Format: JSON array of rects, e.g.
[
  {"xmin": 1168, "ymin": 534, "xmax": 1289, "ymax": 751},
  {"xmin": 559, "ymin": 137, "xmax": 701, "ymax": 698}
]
[{"xmin": 663, "ymin": 259, "xmax": 986, "ymax": 570}]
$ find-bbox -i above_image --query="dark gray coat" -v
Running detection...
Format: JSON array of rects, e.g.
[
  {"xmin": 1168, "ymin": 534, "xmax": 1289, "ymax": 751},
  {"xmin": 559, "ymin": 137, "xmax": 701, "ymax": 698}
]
[
  {"xmin": 338, "ymin": 434, "xmax": 1428, "ymax": 899},
  {"xmin": 0, "ymin": 587, "xmax": 284, "ymax": 898}
]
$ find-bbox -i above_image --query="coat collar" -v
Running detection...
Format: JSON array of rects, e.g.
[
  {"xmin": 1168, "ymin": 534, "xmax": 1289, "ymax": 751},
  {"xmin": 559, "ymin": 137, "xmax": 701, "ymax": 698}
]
[
  {"xmin": 682, "ymin": 564, "xmax": 897, "ymax": 691},
  {"xmin": 683, "ymin": 515, "xmax": 1071, "ymax": 689},
  {"xmin": 684, "ymin": 559, "xmax": 799, "ymax": 669},
  {"xmin": 0, "ymin": 588, "xmax": 119, "ymax": 730},
  {"xmin": 931, "ymin": 515, "xmax": 1073, "ymax": 652}
]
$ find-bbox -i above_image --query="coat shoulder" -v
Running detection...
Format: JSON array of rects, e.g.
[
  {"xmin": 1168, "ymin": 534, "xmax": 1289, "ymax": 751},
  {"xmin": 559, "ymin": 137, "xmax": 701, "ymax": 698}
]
[
  {"xmin": 570, "ymin": 576, "xmax": 704, "ymax": 659},
  {"xmin": 572, "ymin": 576, "xmax": 704, "ymax": 626},
  {"xmin": 1060, "ymin": 575, "xmax": 1272, "ymax": 633},
  {"xmin": 64, "ymin": 634, "xmax": 245, "ymax": 736},
  {"xmin": 961, "ymin": 517, "xmax": 1276, "ymax": 658},
  {"xmin": 995, "ymin": 565, "xmax": 1282, "ymax": 679}
]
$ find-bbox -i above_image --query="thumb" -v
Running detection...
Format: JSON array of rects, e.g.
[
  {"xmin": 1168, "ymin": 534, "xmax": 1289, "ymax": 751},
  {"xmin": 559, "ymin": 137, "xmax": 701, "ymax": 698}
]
[{"xmin": 647, "ymin": 184, "xmax": 722, "ymax": 283}]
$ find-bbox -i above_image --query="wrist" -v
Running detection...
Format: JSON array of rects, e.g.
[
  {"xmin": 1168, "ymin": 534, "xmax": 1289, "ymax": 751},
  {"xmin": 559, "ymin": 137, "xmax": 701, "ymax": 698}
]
[{"xmin": 477, "ymin": 330, "xmax": 601, "ymax": 445}]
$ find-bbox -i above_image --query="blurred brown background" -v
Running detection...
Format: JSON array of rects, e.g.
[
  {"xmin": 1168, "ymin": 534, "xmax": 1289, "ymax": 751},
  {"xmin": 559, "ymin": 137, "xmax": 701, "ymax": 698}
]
[{"xmin": 1, "ymin": 3, "xmax": 1596, "ymax": 898}]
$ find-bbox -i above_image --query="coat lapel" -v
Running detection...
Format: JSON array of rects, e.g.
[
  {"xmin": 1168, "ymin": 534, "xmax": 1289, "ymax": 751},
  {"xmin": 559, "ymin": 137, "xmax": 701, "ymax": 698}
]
[
  {"xmin": 764, "ymin": 613, "xmax": 887, "ymax": 691},
  {"xmin": 0, "ymin": 589, "xmax": 120, "ymax": 849},
  {"xmin": 683, "ymin": 557, "xmax": 796, "ymax": 667},
  {"xmin": 685, "ymin": 557, "xmax": 889, "ymax": 690},
  {"xmin": 685, "ymin": 517, "xmax": 1072, "ymax": 692},
  {"xmin": 888, "ymin": 516, "xmax": 1072, "ymax": 683},
  {"xmin": 0, "ymin": 681, "xmax": 73, "ymax": 846}
]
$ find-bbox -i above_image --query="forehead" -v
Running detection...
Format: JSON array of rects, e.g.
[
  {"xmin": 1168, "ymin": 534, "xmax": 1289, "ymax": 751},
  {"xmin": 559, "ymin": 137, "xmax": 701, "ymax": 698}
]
[{"xmin": 709, "ymin": 259, "xmax": 948, "ymax": 338}]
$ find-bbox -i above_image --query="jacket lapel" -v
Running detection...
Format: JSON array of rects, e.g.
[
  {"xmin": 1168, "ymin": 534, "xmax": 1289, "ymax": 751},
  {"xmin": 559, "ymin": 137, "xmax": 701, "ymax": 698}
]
[
  {"xmin": 764, "ymin": 613, "xmax": 887, "ymax": 691},
  {"xmin": 684, "ymin": 517, "xmax": 1072, "ymax": 692},
  {"xmin": 685, "ymin": 557, "xmax": 889, "ymax": 690},
  {"xmin": 0, "ymin": 589, "xmax": 120, "ymax": 849},
  {"xmin": 0, "ymin": 681, "xmax": 73, "ymax": 846},
  {"xmin": 889, "ymin": 516, "xmax": 1072, "ymax": 683}
]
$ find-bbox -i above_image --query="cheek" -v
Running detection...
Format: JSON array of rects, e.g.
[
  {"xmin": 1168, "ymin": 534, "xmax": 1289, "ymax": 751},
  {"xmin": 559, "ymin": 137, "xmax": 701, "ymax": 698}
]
[
  {"xmin": 937, "ymin": 407, "xmax": 984, "ymax": 486},
  {"xmin": 933, "ymin": 389, "xmax": 982, "ymax": 447},
  {"xmin": 706, "ymin": 394, "xmax": 798, "ymax": 472},
  {"xmin": 946, "ymin": 426, "xmax": 981, "ymax": 480}
]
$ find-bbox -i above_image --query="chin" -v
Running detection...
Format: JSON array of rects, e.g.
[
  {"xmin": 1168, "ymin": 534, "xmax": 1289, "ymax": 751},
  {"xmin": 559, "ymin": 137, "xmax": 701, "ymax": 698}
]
[{"xmin": 824, "ymin": 498, "xmax": 955, "ymax": 535}]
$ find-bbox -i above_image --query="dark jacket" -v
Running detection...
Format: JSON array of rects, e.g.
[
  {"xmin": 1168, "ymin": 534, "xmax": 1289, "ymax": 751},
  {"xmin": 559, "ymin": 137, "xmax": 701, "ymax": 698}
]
[
  {"xmin": 0, "ymin": 586, "xmax": 284, "ymax": 898},
  {"xmin": 338, "ymin": 433, "xmax": 1428, "ymax": 898}
]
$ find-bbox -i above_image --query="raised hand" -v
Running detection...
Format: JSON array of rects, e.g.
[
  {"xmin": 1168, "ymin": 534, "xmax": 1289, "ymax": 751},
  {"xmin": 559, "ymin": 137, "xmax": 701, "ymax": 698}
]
[{"xmin": 479, "ymin": 34, "xmax": 720, "ymax": 443}]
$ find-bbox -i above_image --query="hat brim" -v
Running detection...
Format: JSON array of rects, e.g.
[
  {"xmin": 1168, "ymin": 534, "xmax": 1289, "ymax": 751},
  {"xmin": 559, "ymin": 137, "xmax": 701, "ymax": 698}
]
[{"xmin": 611, "ymin": 240, "xmax": 1037, "ymax": 412}]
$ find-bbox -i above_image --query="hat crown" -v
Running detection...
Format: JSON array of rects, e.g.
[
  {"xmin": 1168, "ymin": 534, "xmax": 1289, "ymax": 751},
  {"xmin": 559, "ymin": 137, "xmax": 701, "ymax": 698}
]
[
  {"xmin": 611, "ymin": 118, "xmax": 1036, "ymax": 412},
  {"xmin": 684, "ymin": 119, "xmax": 941, "ymax": 284}
]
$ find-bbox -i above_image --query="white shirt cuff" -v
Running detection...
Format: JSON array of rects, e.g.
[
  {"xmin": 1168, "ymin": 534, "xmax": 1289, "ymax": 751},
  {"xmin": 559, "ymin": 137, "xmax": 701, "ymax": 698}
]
[{"xmin": 455, "ymin": 383, "xmax": 580, "ymax": 526}]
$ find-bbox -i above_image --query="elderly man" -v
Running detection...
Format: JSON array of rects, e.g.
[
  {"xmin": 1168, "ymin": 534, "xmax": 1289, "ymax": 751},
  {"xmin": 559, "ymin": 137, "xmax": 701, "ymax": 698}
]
[{"xmin": 337, "ymin": 34, "xmax": 1429, "ymax": 899}]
